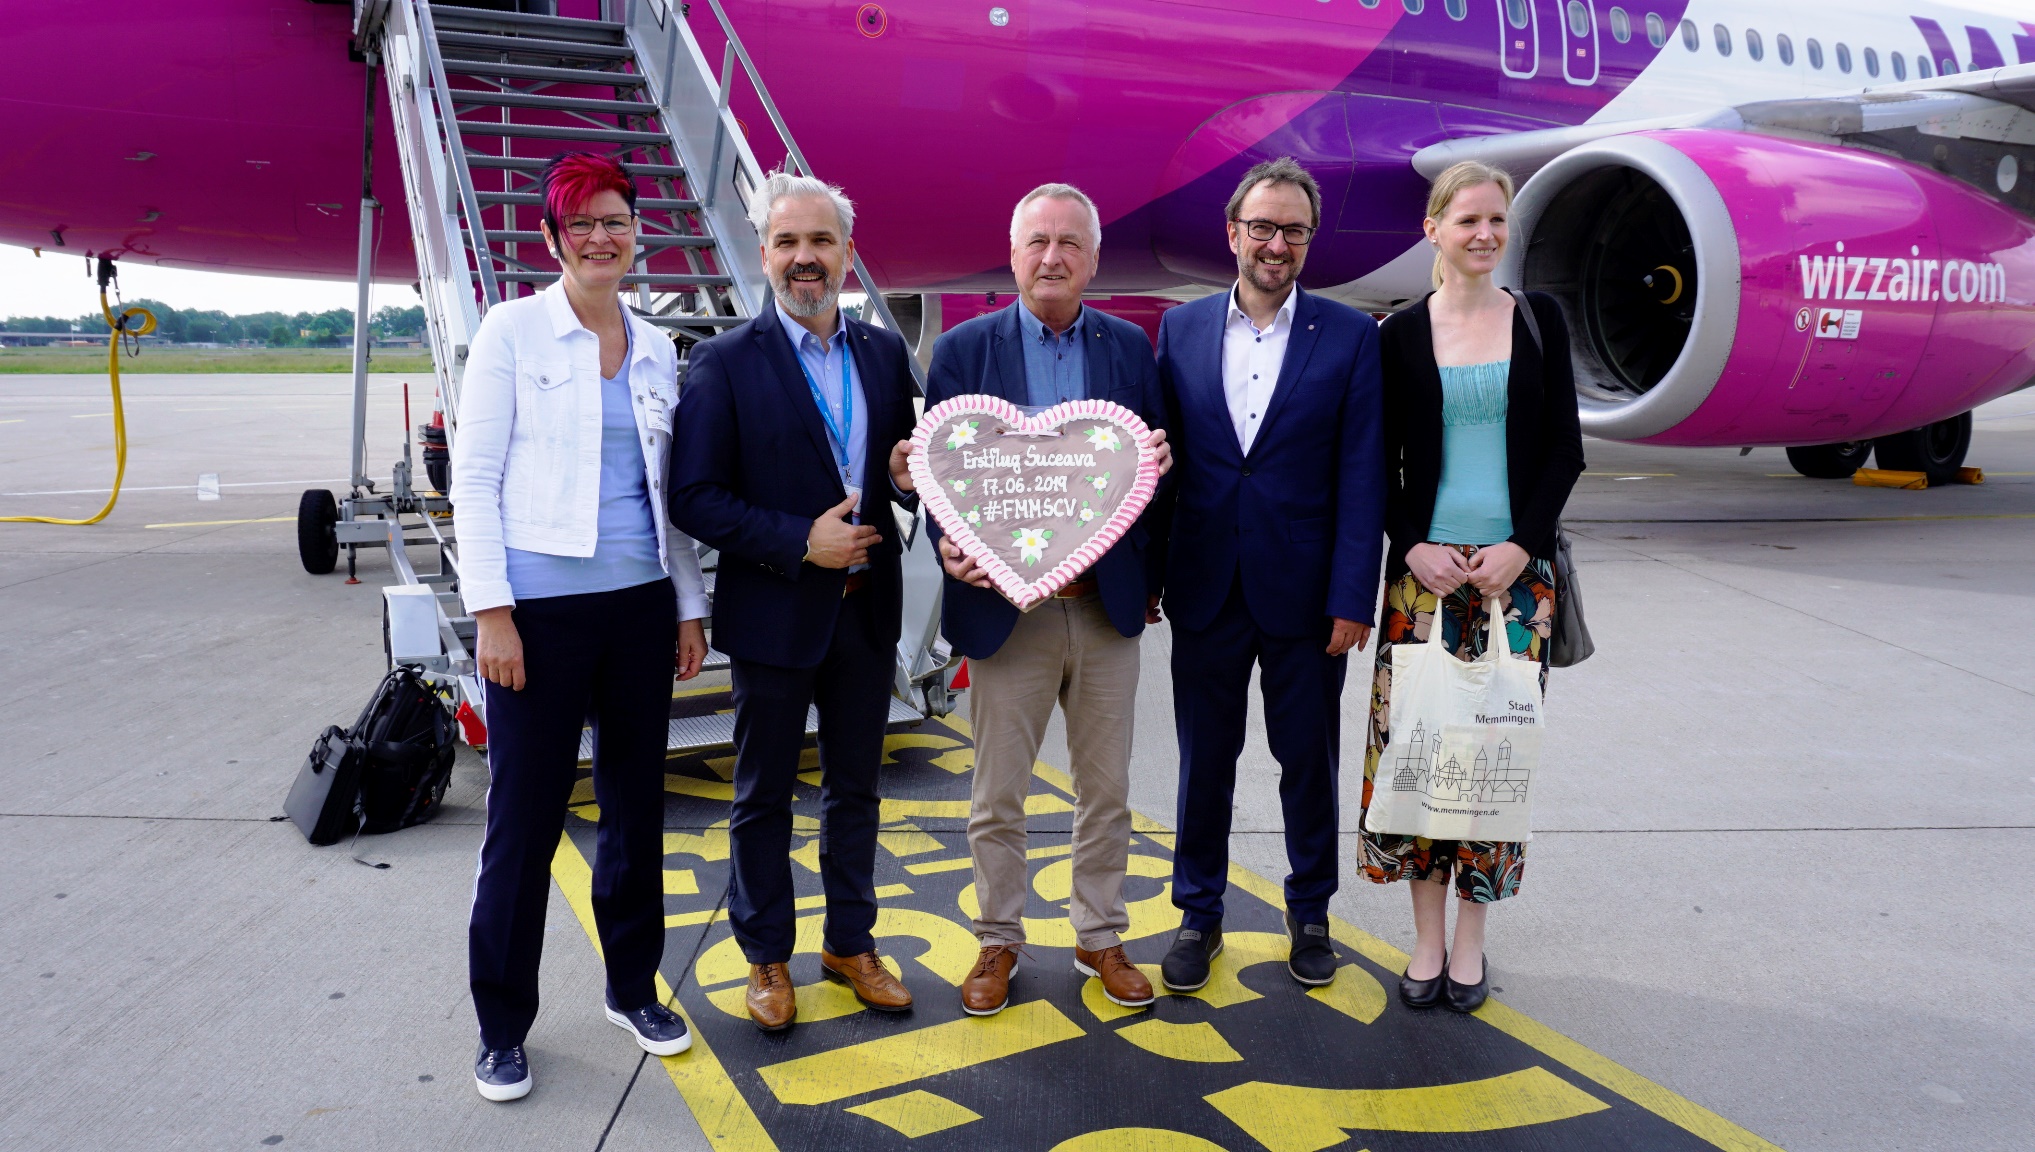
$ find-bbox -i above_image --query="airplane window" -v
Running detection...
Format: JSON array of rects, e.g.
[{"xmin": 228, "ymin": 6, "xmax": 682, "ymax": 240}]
[
  {"xmin": 1646, "ymin": 12, "xmax": 1666, "ymax": 48},
  {"xmin": 1806, "ymin": 38, "xmax": 1823, "ymax": 69},
  {"xmin": 1835, "ymin": 43, "xmax": 1850, "ymax": 73},
  {"xmin": 1776, "ymin": 33, "xmax": 1793, "ymax": 66},
  {"xmin": 1609, "ymin": 6, "xmax": 1630, "ymax": 43},
  {"xmin": 1713, "ymin": 24, "xmax": 1731, "ymax": 57},
  {"xmin": 1567, "ymin": 1, "xmax": 1588, "ymax": 36},
  {"xmin": 1358, "ymin": 0, "xmax": 1379, "ymax": 7},
  {"xmin": 1863, "ymin": 46, "xmax": 1878, "ymax": 77},
  {"xmin": 1917, "ymin": 56, "xmax": 1932, "ymax": 78},
  {"xmin": 1745, "ymin": 29, "xmax": 1763, "ymax": 62},
  {"xmin": 1402, "ymin": 0, "xmax": 1422, "ymax": 14},
  {"xmin": 1506, "ymin": 0, "xmax": 1529, "ymax": 30},
  {"xmin": 1680, "ymin": 19, "xmax": 1698, "ymax": 51},
  {"xmin": 1939, "ymin": 57, "xmax": 1957, "ymax": 74},
  {"xmin": 1445, "ymin": 0, "xmax": 1466, "ymax": 19},
  {"xmin": 1891, "ymin": 52, "xmax": 1906, "ymax": 80}
]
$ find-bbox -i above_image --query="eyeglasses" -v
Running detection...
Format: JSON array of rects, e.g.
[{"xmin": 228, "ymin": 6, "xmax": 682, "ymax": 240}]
[
  {"xmin": 1237, "ymin": 218, "xmax": 1316, "ymax": 245},
  {"xmin": 560, "ymin": 214, "xmax": 637, "ymax": 237}
]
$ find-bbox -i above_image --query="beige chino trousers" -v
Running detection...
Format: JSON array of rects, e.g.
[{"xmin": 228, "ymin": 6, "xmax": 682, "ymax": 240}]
[{"xmin": 966, "ymin": 594, "xmax": 1140, "ymax": 951}]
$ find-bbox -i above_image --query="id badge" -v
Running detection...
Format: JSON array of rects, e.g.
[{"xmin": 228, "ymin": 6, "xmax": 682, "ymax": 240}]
[{"xmin": 843, "ymin": 483, "xmax": 864, "ymax": 517}]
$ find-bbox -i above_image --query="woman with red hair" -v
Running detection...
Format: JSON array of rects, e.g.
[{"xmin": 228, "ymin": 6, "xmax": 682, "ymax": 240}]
[{"xmin": 452, "ymin": 152, "xmax": 709, "ymax": 1101}]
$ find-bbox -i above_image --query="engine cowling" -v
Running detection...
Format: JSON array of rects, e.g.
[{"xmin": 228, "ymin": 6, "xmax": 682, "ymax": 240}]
[{"xmin": 1509, "ymin": 130, "xmax": 2035, "ymax": 445}]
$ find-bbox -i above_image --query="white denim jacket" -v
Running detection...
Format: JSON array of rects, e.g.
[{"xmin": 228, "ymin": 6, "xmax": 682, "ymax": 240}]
[{"xmin": 450, "ymin": 281, "xmax": 709, "ymax": 619}]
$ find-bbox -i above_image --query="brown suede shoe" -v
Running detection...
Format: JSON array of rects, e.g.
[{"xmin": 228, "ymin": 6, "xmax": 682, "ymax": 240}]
[
  {"xmin": 819, "ymin": 949, "xmax": 913, "ymax": 1012},
  {"xmin": 1074, "ymin": 944, "xmax": 1155, "ymax": 1008},
  {"xmin": 745, "ymin": 962, "xmax": 795, "ymax": 1032},
  {"xmin": 960, "ymin": 944, "xmax": 1020, "ymax": 1017}
]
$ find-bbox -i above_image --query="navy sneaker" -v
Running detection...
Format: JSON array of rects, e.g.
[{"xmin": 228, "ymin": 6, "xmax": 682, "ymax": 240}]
[
  {"xmin": 1160, "ymin": 926, "xmax": 1223, "ymax": 992},
  {"xmin": 1285, "ymin": 912, "xmax": 1337, "ymax": 986},
  {"xmin": 605, "ymin": 994, "xmax": 692, "ymax": 1056},
  {"xmin": 474, "ymin": 1042, "xmax": 531, "ymax": 1102}
]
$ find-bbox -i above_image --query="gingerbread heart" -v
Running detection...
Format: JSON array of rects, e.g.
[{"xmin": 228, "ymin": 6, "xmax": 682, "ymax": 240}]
[{"xmin": 908, "ymin": 395, "xmax": 1160, "ymax": 610}]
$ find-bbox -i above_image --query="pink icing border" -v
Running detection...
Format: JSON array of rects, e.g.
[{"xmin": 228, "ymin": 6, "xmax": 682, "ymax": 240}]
[{"xmin": 908, "ymin": 394, "xmax": 1160, "ymax": 611}]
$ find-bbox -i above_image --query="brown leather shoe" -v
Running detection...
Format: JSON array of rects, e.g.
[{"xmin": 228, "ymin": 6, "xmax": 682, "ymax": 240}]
[
  {"xmin": 745, "ymin": 962, "xmax": 795, "ymax": 1032},
  {"xmin": 819, "ymin": 949, "xmax": 913, "ymax": 1012},
  {"xmin": 1074, "ymin": 944, "xmax": 1155, "ymax": 1008},
  {"xmin": 961, "ymin": 944, "xmax": 1020, "ymax": 1016}
]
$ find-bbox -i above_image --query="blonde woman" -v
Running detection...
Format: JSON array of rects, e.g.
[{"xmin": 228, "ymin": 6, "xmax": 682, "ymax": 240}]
[{"xmin": 1362, "ymin": 161, "xmax": 1583, "ymax": 1013}]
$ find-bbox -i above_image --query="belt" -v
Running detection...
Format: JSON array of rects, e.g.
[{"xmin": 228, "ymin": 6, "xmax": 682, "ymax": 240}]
[
  {"xmin": 1053, "ymin": 578, "xmax": 1097, "ymax": 599},
  {"xmin": 842, "ymin": 571, "xmax": 868, "ymax": 597}
]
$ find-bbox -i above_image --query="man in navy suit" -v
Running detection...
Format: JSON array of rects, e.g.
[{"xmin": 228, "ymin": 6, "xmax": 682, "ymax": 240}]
[
  {"xmin": 1155, "ymin": 158, "xmax": 1385, "ymax": 992},
  {"xmin": 923, "ymin": 184, "xmax": 1172, "ymax": 1016},
  {"xmin": 670, "ymin": 173, "xmax": 920, "ymax": 1032}
]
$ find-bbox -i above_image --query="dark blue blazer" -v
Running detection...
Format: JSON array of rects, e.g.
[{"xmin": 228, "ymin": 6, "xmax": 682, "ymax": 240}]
[
  {"xmin": 668, "ymin": 305, "xmax": 919, "ymax": 669},
  {"xmin": 924, "ymin": 303, "xmax": 1169, "ymax": 661},
  {"xmin": 1155, "ymin": 287, "xmax": 1385, "ymax": 636}
]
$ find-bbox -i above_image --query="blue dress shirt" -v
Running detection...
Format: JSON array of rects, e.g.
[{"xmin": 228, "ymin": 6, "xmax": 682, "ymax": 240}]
[
  {"xmin": 776, "ymin": 299, "xmax": 870, "ymax": 571},
  {"xmin": 1015, "ymin": 301, "xmax": 1088, "ymax": 408}
]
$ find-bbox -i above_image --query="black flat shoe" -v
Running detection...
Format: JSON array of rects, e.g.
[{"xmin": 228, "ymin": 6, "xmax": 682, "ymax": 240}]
[
  {"xmin": 1444, "ymin": 952, "xmax": 1488, "ymax": 1014},
  {"xmin": 1398, "ymin": 951, "xmax": 1446, "ymax": 1009}
]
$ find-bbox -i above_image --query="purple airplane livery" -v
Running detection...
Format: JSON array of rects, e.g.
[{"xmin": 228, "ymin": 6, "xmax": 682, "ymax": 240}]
[{"xmin": 6, "ymin": 0, "xmax": 2035, "ymax": 473}]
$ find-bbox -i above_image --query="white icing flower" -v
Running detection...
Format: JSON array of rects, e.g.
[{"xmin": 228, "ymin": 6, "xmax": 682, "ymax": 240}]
[
  {"xmin": 1011, "ymin": 527, "xmax": 1053, "ymax": 566},
  {"xmin": 1086, "ymin": 471, "xmax": 1110, "ymax": 492},
  {"xmin": 965, "ymin": 506, "xmax": 981, "ymax": 526},
  {"xmin": 1078, "ymin": 502, "xmax": 1095, "ymax": 524},
  {"xmin": 945, "ymin": 420, "xmax": 980, "ymax": 450},
  {"xmin": 1083, "ymin": 426, "xmax": 1121, "ymax": 453},
  {"xmin": 949, "ymin": 478, "xmax": 971, "ymax": 494}
]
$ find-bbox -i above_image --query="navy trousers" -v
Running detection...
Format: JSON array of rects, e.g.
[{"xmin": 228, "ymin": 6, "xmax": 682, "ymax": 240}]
[
  {"xmin": 1170, "ymin": 574, "xmax": 1348, "ymax": 930},
  {"xmin": 469, "ymin": 579, "xmax": 675, "ymax": 1049},
  {"xmin": 727, "ymin": 591, "xmax": 891, "ymax": 964}
]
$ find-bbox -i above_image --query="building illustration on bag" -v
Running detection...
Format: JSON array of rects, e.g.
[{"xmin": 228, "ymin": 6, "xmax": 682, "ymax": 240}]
[{"xmin": 1391, "ymin": 722, "xmax": 1527, "ymax": 804}]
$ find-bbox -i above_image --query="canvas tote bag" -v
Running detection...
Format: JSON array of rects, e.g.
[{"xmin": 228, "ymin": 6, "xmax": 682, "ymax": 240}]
[{"xmin": 1363, "ymin": 596, "xmax": 1543, "ymax": 842}]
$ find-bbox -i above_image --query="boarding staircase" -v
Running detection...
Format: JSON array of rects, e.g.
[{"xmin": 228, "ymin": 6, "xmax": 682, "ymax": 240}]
[{"xmin": 343, "ymin": 0, "xmax": 954, "ymax": 757}]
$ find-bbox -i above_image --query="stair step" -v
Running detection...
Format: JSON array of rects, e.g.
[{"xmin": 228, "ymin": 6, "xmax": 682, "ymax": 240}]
[
  {"xmin": 476, "ymin": 191, "xmax": 700, "ymax": 211},
  {"xmin": 429, "ymin": 4, "xmax": 625, "ymax": 41},
  {"xmin": 450, "ymin": 89, "xmax": 659, "ymax": 116},
  {"xmin": 439, "ymin": 59, "xmax": 646, "ymax": 86},
  {"xmin": 436, "ymin": 30, "xmax": 636, "ymax": 61},
  {"xmin": 465, "ymin": 154, "xmax": 683, "ymax": 178},
  {"xmin": 498, "ymin": 271, "xmax": 736, "ymax": 287},
  {"xmin": 577, "ymin": 695, "xmax": 924, "ymax": 761},
  {"xmin": 483, "ymin": 230, "xmax": 717, "ymax": 248},
  {"xmin": 457, "ymin": 120, "xmax": 669, "ymax": 145}
]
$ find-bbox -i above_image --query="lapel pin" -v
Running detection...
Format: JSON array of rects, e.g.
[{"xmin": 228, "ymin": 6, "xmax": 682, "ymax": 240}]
[{"xmin": 1308, "ymin": 324, "xmax": 1315, "ymax": 330}]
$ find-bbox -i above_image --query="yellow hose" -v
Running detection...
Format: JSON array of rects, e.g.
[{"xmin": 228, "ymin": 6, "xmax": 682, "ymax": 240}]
[{"xmin": 1, "ymin": 290, "xmax": 155, "ymax": 525}]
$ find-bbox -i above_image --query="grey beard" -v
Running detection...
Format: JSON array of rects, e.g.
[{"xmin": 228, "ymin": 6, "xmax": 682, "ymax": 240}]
[{"xmin": 771, "ymin": 269, "xmax": 844, "ymax": 318}]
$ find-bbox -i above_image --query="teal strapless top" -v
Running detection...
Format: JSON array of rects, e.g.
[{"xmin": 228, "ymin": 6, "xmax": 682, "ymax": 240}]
[{"xmin": 1428, "ymin": 360, "xmax": 1513, "ymax": 546}]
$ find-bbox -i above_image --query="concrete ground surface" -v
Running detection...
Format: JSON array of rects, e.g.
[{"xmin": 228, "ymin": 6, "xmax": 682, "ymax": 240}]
[{"xmin": 1, "ymin": 372, "xmax": 2030, "ymax": 1151}]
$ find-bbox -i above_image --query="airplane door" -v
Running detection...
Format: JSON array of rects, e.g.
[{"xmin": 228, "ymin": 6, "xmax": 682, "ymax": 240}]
[
  {"xmin": 1497, "ymin": 0, "xmax": 1537, "ymax": 78},
  {"xmin": 1560, "ymin": 0, "xmax": 1599, "ymax": 85}
]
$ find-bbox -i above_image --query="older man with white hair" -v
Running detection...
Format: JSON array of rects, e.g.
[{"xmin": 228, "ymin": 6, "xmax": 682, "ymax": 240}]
[
  {"xmin": 670, "ymin": 171, "xmax": 921, "ymax": 1033},
  {"xmin": 923, "ymin": 183, "xmax": 1172, "ymax": 1017}
]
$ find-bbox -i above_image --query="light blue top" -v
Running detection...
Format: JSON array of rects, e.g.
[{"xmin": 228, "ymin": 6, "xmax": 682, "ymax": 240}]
[
  {"xmin": 776, "ymin": 299, "xmax": 870, "ymax": 572},
  {"xmin": 1428, "ymin": 360, "xmax": 1515, "ymax": 547},
  {"xmin": 504, "ymin": 339, "xmax": 668, "ymax": 600},
  {"xmin": 1015, "ymin": 301, "xmax": 1088, "ymax": 409}
]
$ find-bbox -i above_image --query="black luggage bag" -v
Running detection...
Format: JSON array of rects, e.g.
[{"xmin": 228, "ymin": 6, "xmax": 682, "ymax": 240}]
[{"xmin": 285, "ymin": 667, "xmax": 457, "ymax": 845}]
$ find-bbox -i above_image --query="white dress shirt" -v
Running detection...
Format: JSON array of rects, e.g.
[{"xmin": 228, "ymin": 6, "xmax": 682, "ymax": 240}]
[{"xmin": 1220, "ymin": 283, "xmax": 1298, "ymax": 454}]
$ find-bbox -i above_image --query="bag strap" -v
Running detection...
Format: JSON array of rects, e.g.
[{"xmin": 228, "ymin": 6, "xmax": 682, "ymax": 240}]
[{"xmin": 1505, "ymin": 288, "xmax": 1542, "ymax": 356}]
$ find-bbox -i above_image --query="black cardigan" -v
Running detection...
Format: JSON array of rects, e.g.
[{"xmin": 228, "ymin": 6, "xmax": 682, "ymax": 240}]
[{"xmin": 1378, "ymin": 291, "xmax": 1585, "ymax": 577}]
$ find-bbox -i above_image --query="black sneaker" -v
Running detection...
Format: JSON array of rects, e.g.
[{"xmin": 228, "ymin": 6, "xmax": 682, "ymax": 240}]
[
  {"xmin": 474, "ymin": 1042, "xmax": 531, "ymax": 1102},
  {"xmin": 1160, "ymin": 925, "xmax": 1223, "ymax": 991},
  {"xmin": 605, "ymin": 994, "xmax": 693, "ymax": 1056},
  {"xmin": 1285, "ymin": 912, "xmax": 1337, "ymax": 986}
]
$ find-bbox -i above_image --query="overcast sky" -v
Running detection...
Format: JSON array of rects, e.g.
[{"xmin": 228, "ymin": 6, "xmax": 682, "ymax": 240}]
[{"xmin": 0, "ymin": 244, "xmax": 371, "ymax": 322}]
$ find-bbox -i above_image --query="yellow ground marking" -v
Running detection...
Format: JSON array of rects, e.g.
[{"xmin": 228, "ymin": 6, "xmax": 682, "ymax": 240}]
[
  {"xmin": 1220, "ymin": 864, "xmax": 1785, "ymax": 1152},
  {"xmin": 757, "ymin": 1000, "xmax": 1086, "ymax": 1106},
  {"xmin": 1157, "ymin": 931, "xmax": 1290, "ymax": 1009},
  {"xmin": 666, "ymin": 908, "xmax": 729, "ymax": 928},
  {"xmin": 1207, "ymin": 1067, "xmax": 1607, "ymax": 1150},
  {"xmin": 844, "ymin": 1090, "xmax": 983, "ymax": 1138},
  {"xmin": 0, "ymin": 419, "xmax": 22, "ymax": 425},
  {"xmin": 1049, "ymin": 1130, "xmax": 1232, "ymax": 1152},
  {"xmin": 881, "ymin": 792, "xmax": 1073, "ymax": 821},
  {"xmin": 904, "ymin": 839, "xmax": 1072, "ymax": 875},
  {"xmin": 669, "ymin": 774, "xmax": 736, "ymax": 801},
  {"xmin": 788, "ymin": 839, "xmax": 821, "ymax": 872},
  {"xmin": 144, "ymin": 515, "xmax": 293, "ymax": 529},
  {"xmin": 70, "ymin": 412, "xmax": 111, "ymax": 418},
  {"xmin": 1306, "ymin": 965, "xmax": 1387, "ymax": 1025},
  {"xmin": 1082, "ymin": 975, "xmax": 1148, "ymax": 1022},
  {"xmin": 664, "ymin": 821, "xmax": 731, "ymax": 863},
  {"xmin": 664, "ymin": 869, "xmax": 700, "ymax": 896},
  {"xmin": 1115, "ymin": 1018, "xmax": 1242, "ymax": 1063},
  {"xmin": 705, "ymin": 747, "xmax": 817, "ymax": 782},
  {"xmin": 957, "ymin": 853, "xmax": 1180, "ymax": 948},
  {"xmin": 549, "ymin": 833, "xmax": 779, "ymax": 1152},
  {"xmin": 1141, "ymin": 832, "xmax": 1177, "ymax": 849},
  {"xmin": 792, "ymin": 814, "xmax": 819, "ymax": 833},
  {"xmin": 882, "ymin": 732, "xmax": 973, "ymax": 774},
  {"xmin": 876, "ymin": 821, "xmax": 946, "ymax": 857}
]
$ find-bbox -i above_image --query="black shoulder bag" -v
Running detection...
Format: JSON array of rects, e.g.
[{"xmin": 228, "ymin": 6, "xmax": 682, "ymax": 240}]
[{"xmin": 1505, "ymin": 288, "xmax": 1595, "ymax": 668}]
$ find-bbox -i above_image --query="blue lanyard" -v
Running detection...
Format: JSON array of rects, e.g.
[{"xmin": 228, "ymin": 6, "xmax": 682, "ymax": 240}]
[{"xmin": 795, "ymin": 341, "xmax": 853, "ymax": 473}]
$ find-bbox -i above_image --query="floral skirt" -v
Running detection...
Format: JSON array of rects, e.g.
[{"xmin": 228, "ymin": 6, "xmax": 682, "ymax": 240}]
[{"xmin": 1358, "ymin": 545, "xmax": 1554, "ymax": 902}]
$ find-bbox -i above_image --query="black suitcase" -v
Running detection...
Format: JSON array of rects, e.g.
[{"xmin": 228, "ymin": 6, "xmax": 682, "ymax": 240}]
[{"xmin": 285, "ymin": 724, "xmax": 365, "ymax": 845}]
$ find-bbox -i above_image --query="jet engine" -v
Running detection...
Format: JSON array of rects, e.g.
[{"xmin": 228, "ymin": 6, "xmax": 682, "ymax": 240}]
[{"xmin": 1508, "ymin": 130, "xmax": 2035, "ymax": 466}]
